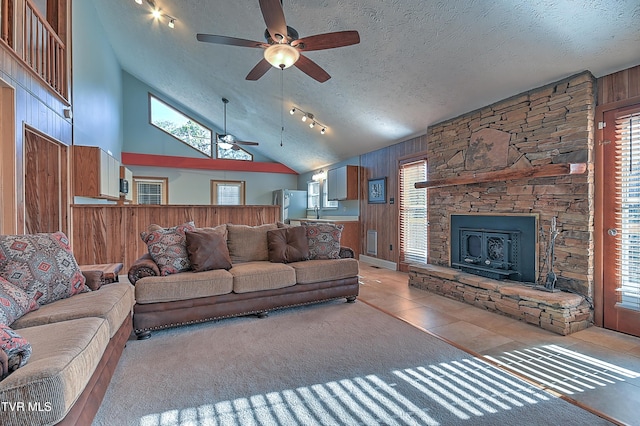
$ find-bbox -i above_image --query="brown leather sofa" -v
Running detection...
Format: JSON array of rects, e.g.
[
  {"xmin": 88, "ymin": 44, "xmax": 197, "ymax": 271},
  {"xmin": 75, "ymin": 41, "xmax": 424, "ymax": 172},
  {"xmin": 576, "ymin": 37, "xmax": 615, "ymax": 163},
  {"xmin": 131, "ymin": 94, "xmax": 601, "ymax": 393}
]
[{"xmin": 128, "ymin": 223, "xmax": 359, "ymax": 339}]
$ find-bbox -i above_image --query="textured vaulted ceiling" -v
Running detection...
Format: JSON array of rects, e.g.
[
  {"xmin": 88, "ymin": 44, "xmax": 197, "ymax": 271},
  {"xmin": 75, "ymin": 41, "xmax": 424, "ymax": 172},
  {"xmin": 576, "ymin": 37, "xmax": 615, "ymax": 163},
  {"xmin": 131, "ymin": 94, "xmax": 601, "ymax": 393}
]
[{"xmin": 89, "ymin": 0, "xmax": 640, "ymax": 173}]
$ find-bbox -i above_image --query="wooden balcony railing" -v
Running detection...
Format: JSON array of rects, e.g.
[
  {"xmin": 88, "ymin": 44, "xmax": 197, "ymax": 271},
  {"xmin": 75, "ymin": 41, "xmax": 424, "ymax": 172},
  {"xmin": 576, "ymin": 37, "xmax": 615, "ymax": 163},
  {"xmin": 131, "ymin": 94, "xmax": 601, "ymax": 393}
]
[{"xmin": 0, "ymin": 0, "xmax": 67, "ymax": 101}]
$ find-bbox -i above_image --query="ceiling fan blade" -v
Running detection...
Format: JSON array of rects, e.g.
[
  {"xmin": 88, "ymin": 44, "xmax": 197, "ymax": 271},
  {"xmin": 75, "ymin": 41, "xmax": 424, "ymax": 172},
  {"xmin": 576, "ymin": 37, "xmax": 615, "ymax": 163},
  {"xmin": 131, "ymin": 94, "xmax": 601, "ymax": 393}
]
[
  {"xmin": 259, "ymin": 0, "xmax": 287, "ymax": 42},
  {"xmin": 246, "ymin": 58, "xmax": 272, "ymax": 81},
  {"xmin": 196, "ymin": 33, "xmax": 265, "ymax": 48},
  {"xmin": 294, "ymin": 55, "xmax": 331, "ymax": 83},
  {"xmin": 292, "ymin": 30, "xmax": 360, "ymax": 51},
  {"xmin": 234, "ymin": 141, "xmax": 260, "ymax": 146}
]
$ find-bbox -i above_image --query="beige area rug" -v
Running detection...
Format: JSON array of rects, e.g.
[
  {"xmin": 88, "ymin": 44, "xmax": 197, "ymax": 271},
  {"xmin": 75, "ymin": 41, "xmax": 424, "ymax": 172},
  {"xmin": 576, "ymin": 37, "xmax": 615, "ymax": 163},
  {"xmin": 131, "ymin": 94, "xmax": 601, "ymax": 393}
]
[{"xmin": 93, "ymin": 300, "xmax": 612, "ymax": 425}]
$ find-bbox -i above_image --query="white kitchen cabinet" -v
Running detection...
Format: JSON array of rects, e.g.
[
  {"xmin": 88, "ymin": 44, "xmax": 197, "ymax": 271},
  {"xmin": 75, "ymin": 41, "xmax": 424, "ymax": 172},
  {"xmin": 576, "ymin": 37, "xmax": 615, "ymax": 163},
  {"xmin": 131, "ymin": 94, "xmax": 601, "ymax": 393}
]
[{"xmin": 327, "ymin": 165, "xmax": 358, "ymax": 201}]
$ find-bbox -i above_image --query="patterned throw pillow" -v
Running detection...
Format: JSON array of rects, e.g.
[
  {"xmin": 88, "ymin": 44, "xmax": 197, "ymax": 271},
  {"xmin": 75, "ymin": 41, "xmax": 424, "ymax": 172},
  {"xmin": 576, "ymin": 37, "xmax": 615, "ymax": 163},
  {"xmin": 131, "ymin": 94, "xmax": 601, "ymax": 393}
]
[
  {"xmin": 0, "ymin": 276, "xmax": 39, "ymax": 325},
  {"xmin": 141, "ymin": 221, "xmax": 196, "ymax": 276},
  {"xmin": 303, "ymin": 222, "xmax": 344, "ymax": 260},
  {"xmin": 0, "ymin": 324, "xmax": 32, "ymax": 378},
  {"xmin": 0, "ymin": 232, "xmax": 87, "ymax": 305}
]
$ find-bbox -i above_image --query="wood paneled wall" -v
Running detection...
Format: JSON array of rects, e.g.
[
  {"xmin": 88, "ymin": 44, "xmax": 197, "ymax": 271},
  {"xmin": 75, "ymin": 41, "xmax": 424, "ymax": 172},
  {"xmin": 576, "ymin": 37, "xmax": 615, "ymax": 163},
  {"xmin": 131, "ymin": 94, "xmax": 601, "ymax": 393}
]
[
  {"xmin": 1, "ymin": 25, "xmax": 72, "ymax": 235},
  {"xmin": 71, "ymin": 205, "xmax": 280, "ymax": 272},
  {"xmin": 597, "ymin": 64, "xmax": 640, "ymax": 107},
  {"xmin": 359, "ymin": 136, "xmax": 427, "ymax": 266}
]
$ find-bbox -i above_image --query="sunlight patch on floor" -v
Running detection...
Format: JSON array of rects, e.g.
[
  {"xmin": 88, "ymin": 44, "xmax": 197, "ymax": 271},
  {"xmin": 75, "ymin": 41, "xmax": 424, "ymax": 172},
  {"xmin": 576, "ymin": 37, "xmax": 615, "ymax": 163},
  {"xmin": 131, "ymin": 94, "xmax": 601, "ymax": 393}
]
[
  {"xmin": 484, "ymin": 344, "xmax": 640, "ymax": 395},
  {"xmin": 138, "ymin": 355, "xmax": 564, "ymax": 426}
]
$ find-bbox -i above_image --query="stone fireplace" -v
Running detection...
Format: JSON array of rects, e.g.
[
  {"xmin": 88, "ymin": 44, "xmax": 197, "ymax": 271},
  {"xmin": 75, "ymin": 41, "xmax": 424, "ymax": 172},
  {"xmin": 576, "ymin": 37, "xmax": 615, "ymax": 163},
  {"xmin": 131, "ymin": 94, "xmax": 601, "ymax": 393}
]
[{"xmin": 407, "ymin": 71, "xmax": 596, "ymax": 335}]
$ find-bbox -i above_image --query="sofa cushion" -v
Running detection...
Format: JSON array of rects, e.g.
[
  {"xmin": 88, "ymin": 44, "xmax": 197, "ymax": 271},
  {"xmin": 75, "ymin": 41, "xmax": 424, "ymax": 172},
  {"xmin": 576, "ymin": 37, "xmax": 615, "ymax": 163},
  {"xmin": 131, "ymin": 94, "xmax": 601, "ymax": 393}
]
[
  {"xmin": 289, "ymin": 258, "xmax": 360, "ymax": 284},
  {"xmin": 0, "ymin": 324, "xmax": 32, "ymax": 379},
  {"xmin": 227, "ymin": 223, "xmax": 277, "ymax": 263},
  {"xmin": 229, "ymin": 261, "xmax": 296, "ymax": 293},
  {"xmin": 141, "ymin": 221, "xmax": 196, "ymax": 276},
  {"xmin": 0, "ymin": 231, "xmax": 87, "ymax": 305},
  {"xmin": 267, "ymin": 226, "xmax": 309, "ymax": 263},
  {"xmin": 0, "ymin": 317, "xmax": 110, "ymax": 426},
  {"xmin": 185, "ymin": 228, "xmax": 232, "ymax": 272},
  {"xmin": 0, "ymin": 276, "xmax": 39, "ymax": 325},
  {"xmin": 12, "ymin": 282, "xmax": 134, "ymax": 339},
  {"xmin": 303, "ymin": 222, "xmax": 344, "ymax": 259},
  {"xmin": 134, "ymin": 269, "xmax": 233, "ymax": 304}
]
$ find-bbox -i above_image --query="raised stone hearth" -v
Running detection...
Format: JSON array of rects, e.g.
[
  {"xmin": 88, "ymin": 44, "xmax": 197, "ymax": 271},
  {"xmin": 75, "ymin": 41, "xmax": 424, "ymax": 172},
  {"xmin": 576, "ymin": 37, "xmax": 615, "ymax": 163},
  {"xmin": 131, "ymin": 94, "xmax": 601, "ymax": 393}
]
[{"xmin": 409, "ymin": 264, "xmax": 592, "ymax": 335}]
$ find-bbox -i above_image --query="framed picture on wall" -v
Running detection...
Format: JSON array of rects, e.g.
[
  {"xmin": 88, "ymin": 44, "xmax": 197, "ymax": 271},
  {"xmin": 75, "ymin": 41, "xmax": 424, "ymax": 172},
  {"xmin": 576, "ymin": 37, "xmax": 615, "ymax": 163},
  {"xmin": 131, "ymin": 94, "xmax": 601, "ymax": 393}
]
[{"xmin": 368, "ymin": 177, "xmax": 386, "ymax": 204}]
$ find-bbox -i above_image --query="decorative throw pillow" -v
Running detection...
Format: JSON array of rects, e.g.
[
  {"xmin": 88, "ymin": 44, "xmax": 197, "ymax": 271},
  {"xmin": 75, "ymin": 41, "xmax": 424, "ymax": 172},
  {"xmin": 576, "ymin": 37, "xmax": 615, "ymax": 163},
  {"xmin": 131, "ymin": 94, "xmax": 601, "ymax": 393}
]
[
  {"xmin": 303, "ymin": 222, "xmax": 344, "ymax": 260},
  {"xmin": 0, "ymin": 277, "xmax": 39, "ymax": 325},
  {"xmin": 227, "ymin": 223, "xmax": 278, "ymax": 263},
  {"xmin": 0, "ymin": 324, "xmax": 32, "ymax": 378},
  {"xmin": 141, "ymin": 221, "xmax": 196, "ymax": 276},
  {"xmin": 0, "ymin": 232, "xmax": 87, "ymax": 305},
  {"xmin": 267, "ymin": 227, "xmax": 310, "ymax": 263},
  {"xmin": 185, "ymin": 228, "xmax": 232, "ymax": 272}
]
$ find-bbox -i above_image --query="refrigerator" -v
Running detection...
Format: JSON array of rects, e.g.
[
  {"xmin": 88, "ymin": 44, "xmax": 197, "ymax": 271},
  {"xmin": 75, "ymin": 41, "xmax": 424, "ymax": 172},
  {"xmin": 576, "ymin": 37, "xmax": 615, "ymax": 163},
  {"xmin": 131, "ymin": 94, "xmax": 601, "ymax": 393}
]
[{"xmin": 272, "ymin": 189, "xmax": 308, "ymax": 224}]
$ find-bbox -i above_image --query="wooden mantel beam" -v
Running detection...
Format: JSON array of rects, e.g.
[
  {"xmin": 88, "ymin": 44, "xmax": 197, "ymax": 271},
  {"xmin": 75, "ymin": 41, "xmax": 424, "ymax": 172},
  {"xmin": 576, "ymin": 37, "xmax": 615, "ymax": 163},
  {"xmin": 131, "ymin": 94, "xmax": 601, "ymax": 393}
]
[{"xmin": 415, "ymin": 163, "xmax": 587, "ymax": 189}]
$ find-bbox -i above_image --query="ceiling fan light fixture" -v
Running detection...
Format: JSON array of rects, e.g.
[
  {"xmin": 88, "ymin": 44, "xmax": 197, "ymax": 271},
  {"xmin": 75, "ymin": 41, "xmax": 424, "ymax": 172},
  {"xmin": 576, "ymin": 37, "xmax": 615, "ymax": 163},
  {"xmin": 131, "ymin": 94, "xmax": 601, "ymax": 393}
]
[
  {"xmin": 263, "ymin": 44, "xmax": 300, "ymax": 69},
  {"xmin": 135, "ymin": 0, "xmax": 143, "ymax": 4},
  {"xmin": 218, "ymin": 142, "xmax": 234, "ymax": 150}
]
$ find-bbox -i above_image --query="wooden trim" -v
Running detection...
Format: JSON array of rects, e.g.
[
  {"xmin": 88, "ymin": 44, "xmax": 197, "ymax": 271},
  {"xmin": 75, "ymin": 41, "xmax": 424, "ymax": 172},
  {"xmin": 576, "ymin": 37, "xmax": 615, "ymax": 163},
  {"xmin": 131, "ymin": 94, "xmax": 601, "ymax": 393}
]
[
  {"xmin": 415, "ymin": 163, "xmax": 587, "ymax": 189},
  {"xmin": 0, "ymin": 81, "xmax": 17, "ymax": 234},
  {"xmin": 122, "ymin": 152, "xmax": 298, "ymax": 175}
]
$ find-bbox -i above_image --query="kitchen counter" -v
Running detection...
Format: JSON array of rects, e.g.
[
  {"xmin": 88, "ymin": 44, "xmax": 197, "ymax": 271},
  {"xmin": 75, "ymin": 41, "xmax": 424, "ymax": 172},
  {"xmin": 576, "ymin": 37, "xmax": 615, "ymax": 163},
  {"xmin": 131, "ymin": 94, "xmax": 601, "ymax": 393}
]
[{"xmin": 291, "ymin": 216, "xmax": 359, "ymax": 223}]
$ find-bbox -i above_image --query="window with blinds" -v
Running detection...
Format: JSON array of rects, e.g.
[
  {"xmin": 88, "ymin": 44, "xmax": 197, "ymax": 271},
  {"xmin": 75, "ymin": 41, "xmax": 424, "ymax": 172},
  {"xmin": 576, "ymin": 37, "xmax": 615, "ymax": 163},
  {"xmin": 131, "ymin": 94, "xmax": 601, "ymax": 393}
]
[
  {"xmin": 399, "ymin": 159, "xmax": 428, "ymax": 264},
  {"xmin": 615, "ymin": 110, "xmax": 640, "ymax": 311},
  {"xmin": 134, "ymin": 178, "xmax": 167, "ymax": 205},
  {"xmin": 211, "ymin": 180, "xmax": 245, "ymax": 205}
]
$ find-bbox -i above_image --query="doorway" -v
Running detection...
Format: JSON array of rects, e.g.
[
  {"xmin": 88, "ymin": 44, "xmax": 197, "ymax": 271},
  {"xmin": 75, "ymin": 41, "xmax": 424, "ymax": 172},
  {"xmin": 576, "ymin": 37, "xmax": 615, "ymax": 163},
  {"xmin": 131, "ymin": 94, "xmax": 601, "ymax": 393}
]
[
  {"xmin": 600, "ymin": 104, "xmax": 640, "ymax": 337},
  {"xmin": 23, "ymin": 127, "xmax": 69, "ymax": 234}
]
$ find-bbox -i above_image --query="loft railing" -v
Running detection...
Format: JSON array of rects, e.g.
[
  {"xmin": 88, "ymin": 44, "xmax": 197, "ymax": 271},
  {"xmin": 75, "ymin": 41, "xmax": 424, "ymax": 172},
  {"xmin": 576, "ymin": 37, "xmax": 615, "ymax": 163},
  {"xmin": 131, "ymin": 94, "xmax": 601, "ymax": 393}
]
[{"xmin": 0, "ymin": 0, "xmax": 68, "ymax": 101}]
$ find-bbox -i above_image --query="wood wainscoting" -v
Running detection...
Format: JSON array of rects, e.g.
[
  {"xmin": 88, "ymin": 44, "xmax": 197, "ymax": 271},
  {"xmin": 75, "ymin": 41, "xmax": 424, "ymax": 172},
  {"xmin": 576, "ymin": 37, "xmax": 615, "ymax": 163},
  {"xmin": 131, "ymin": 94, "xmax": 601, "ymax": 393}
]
[{"xmin": 71, "ymin": 205, "xmax": 280, "ymax": 272}]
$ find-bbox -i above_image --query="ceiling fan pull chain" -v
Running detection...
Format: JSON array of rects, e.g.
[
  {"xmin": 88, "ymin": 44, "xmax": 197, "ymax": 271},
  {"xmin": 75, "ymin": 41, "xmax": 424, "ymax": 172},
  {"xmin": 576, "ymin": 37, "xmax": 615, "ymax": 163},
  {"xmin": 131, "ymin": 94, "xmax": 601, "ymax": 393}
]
[{"xmin": 280, "ymin": 68, "xmax": 284, "ymax": 147}]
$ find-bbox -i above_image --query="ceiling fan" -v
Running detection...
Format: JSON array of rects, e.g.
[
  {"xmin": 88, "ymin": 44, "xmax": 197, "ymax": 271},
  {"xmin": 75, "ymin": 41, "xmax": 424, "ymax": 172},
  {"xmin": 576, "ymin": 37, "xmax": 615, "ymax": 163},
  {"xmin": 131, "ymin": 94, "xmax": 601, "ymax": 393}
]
[
  {"xmin": 196, "ymin": 0, "xmax": 360, "ymax": 83},
  {"xmin": 217, "ymin": 98, "xmax": 259, "ymax": 150}
]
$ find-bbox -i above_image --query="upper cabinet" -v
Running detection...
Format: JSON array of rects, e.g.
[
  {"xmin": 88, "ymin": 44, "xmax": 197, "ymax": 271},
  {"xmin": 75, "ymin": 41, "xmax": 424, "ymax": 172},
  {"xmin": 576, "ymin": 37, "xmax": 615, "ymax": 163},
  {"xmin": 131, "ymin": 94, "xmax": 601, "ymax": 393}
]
[
  {"xmin": 327, "ymin": 165, "xmax": 359, "ymax": 201},
  {"xmin": 73, "ymin": 146, "xmax": 121, "ymax": 200}
]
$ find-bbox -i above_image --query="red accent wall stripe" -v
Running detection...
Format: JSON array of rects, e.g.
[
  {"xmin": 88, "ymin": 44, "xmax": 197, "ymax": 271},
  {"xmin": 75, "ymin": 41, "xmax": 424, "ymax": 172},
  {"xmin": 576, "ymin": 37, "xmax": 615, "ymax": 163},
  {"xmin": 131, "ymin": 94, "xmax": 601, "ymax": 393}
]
[{"xmin": 121, "ymin": 152, "xmax": 298, "ymax": 175}]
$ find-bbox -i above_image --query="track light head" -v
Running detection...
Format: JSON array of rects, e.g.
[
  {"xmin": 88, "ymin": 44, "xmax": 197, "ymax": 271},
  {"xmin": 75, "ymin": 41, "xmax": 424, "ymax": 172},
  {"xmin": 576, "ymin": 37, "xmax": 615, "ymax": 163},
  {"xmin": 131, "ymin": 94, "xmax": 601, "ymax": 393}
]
[
  {"xmin": 168, "ymin": 19, "xmax": 175, "ymax": 28},
  {"xmin": 289, "ymin": 107, "xmax": 296, "ymax": 115},
  {"xmin": 321, "ymin": 127, "xmax": 326, "ymax": 135}
]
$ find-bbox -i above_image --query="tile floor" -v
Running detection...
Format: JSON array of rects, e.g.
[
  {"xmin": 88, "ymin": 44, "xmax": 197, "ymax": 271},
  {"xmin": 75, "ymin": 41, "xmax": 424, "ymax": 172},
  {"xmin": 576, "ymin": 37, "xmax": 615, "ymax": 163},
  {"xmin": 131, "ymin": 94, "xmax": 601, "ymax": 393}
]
[{"xmin": 357, "ymin": 262, "xmax": 640, "ymax": 426}]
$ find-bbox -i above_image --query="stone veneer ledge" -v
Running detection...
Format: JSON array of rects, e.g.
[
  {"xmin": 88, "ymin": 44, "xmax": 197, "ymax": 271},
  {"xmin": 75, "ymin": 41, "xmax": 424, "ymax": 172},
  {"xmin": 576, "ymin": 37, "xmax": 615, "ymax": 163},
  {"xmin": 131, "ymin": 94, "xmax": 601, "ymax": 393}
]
[{"xmin": 409, "ymin": 264, "xmax": 592, "ymax": 335}]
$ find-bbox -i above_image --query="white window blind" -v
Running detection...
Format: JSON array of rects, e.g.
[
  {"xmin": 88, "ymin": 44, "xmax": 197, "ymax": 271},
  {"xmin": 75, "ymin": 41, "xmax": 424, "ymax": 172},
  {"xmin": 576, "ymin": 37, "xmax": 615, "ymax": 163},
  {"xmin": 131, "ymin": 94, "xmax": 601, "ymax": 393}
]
[
  {"xmin": 136, "ymin": 180, "xmax": 164, "ymax": 205},
  {"xmin": 615, "ymin": 110, "xmax": 640, "ymax": 311},
  {"xmin": 212, "ymin": 181, "xmax": 245, "ymax": 205},
  {"xmin": 399, "ymin": 160, "xmax": 428, "ymax": 264}
]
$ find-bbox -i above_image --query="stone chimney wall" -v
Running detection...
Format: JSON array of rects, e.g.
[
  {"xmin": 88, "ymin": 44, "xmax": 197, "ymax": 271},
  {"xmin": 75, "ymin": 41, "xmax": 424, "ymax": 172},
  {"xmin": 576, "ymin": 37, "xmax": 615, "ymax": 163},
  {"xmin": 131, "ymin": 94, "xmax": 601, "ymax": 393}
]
[{"xmin": 425, "ymin": 71, "xmax": 596, "ymax": 297}]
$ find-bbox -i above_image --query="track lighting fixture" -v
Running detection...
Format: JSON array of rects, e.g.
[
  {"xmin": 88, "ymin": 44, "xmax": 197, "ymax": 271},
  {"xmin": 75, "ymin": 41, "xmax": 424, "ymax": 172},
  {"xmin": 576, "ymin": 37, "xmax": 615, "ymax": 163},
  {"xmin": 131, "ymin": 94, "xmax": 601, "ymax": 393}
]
[
  {"xmin": 134, "ymin": 0, "xmax": 177, "ymax": 29},
  {"xmin": 289, "ymin": 106, "xmax": 328, "ymax": 135}
]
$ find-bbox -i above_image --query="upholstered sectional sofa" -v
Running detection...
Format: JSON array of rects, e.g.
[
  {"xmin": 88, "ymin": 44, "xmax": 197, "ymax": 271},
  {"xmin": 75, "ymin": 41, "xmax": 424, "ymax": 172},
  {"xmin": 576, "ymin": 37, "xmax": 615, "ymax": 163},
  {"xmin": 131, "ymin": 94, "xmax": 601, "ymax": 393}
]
[
  {"xmin": 0, "ymin": 232, "xmax": 135, "ymax": 426},
  {"xmin": 128, "ymin": 222, "xmax": 360, "ymax": 339}
]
